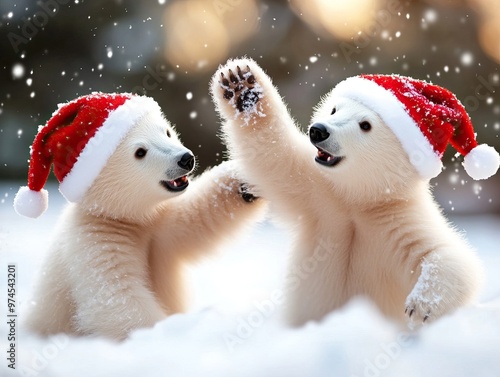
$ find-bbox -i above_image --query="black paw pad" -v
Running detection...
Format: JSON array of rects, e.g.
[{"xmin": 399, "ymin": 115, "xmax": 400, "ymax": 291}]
[{"xmin": 237, "ymin": 90, "xmax": 260, "ymax": 112}]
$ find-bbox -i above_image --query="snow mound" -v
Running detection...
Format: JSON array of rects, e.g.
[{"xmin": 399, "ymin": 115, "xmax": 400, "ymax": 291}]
[{"xmin": 9, "ymin": 299, "xmax": 500, "ymax": 377}]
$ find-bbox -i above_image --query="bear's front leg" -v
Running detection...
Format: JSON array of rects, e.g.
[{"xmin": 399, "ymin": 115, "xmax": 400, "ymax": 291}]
[
  {"xmin": 150, "ymin": 161, "xmax": 266, "ymax": 312},
  {"xmin": 151, "ymin": 161, "xmax": 266, "ymax": 263},
  {"xmin": 404, "ymin": 249, "xmax": 483, "ymax": 327},
  {"xmin": 211, "ymin": 58, "xmax": 320, "ymax": 206}
]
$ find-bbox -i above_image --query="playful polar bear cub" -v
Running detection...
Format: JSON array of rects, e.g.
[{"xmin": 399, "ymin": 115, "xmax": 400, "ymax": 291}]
[
  {"xmin": 15, "ymin": 93, "xmax": 265, "ymax": 340},
  {"xmin": 211, "ymin": 58, "xmax": 500, "ymax": 327}
]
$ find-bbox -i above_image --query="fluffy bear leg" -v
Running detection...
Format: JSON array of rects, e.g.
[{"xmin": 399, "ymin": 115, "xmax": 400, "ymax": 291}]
[
  {"xmin": 404, "ymin": 247, "xmax": 483, "ymax": 327},
  {"xmin": 150, "ymin": 161, "xmax": 267, "ymax": 312},
  {"xmin": 151, "ymin": 161, "xmax": 266, "ymax": 263},
  {"xmin": 210, "ymin": 58, "xmax": 321, "ymax": 206}
]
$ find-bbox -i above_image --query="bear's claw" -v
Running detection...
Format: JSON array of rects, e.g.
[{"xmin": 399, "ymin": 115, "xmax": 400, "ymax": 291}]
[
  {"xmin": 404, "ymin": 256, "xmax": 445, "ymax": 327},
  {"xmin": 405, "ymin": 295, "xmax": 438, "ymax": 326},
  {"xmin": 405, "ymin": 304, "xmax": 431, "ymax": 324}
]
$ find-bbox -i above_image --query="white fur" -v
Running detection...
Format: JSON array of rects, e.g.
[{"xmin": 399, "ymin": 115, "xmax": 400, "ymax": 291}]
[
  {"xmin": 210, "ymin": 58, "xmax": 484, "ymax": 328},
  {"xmin": 24, "ymin": 109, "xmax": 266, "ymax": 340}
]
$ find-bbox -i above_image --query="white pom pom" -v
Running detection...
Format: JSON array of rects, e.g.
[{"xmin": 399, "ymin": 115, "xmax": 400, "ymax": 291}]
[
  {"xmin": 463, "ymin": 144, "xmax": 500, "ymax": 180},
  {"xmin": 13, "ymin": 186, "xmax": 49, "ymax": 218}
]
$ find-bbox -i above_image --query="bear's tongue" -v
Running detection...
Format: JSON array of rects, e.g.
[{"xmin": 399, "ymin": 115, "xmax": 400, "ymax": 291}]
[
  {"xmin": 317, "ymin": 148, "xmax": 334, "ymax": 162},
  {"xmin": 162, "ymin": 175, "xmax": 189, "ymax": 192},
  {"xmin": 315, "ymin": 148, "xmax": 344, "ymax": 167},
  {"xmin": 169, "ymin": 175, "xmax": 188, "ymax": 187}
]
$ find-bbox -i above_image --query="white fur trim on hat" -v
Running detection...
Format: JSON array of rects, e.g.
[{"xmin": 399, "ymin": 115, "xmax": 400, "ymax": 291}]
[
  {"xmin": 463, "ymin": 144, "xmax": 500, "ymax": 180},
  {"xmin": 333, "ymin": 77, "xmax": 443, "ymax": 180},
  {"xmin": 58, "ymin": 95, "xmax": 162, "ymax": 202},
  {"xmin": 14, "ymin": 186, "xmax": 49, "ymax": 218}
]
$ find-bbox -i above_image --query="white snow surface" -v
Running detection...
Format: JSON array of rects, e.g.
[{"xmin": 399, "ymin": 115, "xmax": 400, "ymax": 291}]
[{"xmin": 1, "ymin": 183, "xmax": 500, "ymax": 377}]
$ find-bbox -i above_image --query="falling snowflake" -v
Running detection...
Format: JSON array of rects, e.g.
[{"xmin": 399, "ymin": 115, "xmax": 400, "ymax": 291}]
[
  {"xmin": 12, "ymin": 63, "xmax": 25, "ymax": 79},
  {"xmin": 460, "ymin": 52, "xmax": 473, "ymax": 66},
  {"xmin": 424, "ymin": 9, "xmax": 438, "ymax": 23},
  {"xmin": 449, "ymin": 173, "xmax": 459, "ymax": 184}
]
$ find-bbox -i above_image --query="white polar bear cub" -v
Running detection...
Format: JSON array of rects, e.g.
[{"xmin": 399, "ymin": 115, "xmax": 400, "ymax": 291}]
[
  {"xmin": 211, "ymin": 58, "xmax": 498, "ymax": 327},
  {"xmin": 16, "ymin": 93, "xmax": 265, "ymax": 340}
]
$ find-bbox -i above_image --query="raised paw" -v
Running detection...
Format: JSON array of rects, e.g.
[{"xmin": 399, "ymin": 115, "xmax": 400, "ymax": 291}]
[{"xmin": 219, "ymin": 65, "xmax": 263, "ymax": 114}]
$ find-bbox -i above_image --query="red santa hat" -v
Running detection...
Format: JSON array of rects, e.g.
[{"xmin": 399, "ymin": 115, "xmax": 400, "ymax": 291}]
[
  {"xmin": 332, "ymin": 74, "xmax": 500, "ymax": 181},
  {"xmin": 14, "ymin": 92, "xmax": 162, "ymax": 218}
]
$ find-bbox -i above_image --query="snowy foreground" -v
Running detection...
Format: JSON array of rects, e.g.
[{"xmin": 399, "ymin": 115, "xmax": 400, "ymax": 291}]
[{"xmin": 1, "ymin": 183, "xmax": 500, "ymax": 377}]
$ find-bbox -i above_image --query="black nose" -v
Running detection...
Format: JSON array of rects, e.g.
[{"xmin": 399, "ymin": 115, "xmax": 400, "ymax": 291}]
[
  {"xmin": 177, "ymin": 152, "xmax": 195, "ymax": 171},
  {"xmin": 309, "ymin": 123, "xmax": 330, "ymax": 143}
]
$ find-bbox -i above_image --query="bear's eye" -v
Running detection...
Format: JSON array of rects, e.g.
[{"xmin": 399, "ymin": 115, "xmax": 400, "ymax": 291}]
[
  {"xmin": 135, "ymin": 148, "xmax": 147, "ymax": 159},
  {"xmin": 359, "ymin": 121, "xmax": 372, "ymax": 132},
  {"xmin": 331, "ymin": 107, "xmax": 336, "ymax": 115},
  {"xmin": 166, "ymin": 129, "xmax": 171, "ymax": 138}
]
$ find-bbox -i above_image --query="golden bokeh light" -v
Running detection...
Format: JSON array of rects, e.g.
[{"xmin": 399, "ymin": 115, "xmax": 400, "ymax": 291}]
[
  {"xmin": 478, "ymin": 18, "xmax": 500, "ymax": 64},
  {"xmin": 164, "ymin": 0, "xmax": 229, "ymax": 72},
  {"xmin": 163, "ymin": 0, "xmax": 259, "ymax": 73},
  {"xmin": 291, "ymin": 0, "xmax": 382, "ymax": 40},
  {"xmin": 468, "ymin": 0, "xmax": 500, "ymax": 63}
]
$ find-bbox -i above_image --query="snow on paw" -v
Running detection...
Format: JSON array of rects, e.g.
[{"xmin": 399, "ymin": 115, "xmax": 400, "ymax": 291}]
[
  {"xmin": 404, "ymin": 256, "xmax": 444, "ymax": 328},
  {"xmin": 212, "ymin": 161, "xmax": 260, "ymax": 203},
  {"xmin": 218, "ymin": 65, "xmax": 265, "ymax": 124}
]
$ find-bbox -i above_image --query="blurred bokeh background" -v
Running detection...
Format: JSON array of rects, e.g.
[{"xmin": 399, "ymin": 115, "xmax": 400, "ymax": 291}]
[{"xmin": 1, "ymin": 0, "xmax": 499, "ymax": 213}]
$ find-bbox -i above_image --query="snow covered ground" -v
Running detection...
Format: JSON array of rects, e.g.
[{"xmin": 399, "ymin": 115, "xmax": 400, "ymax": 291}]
[{"xmin": 1, "ymin": 182, "xmax": 500, "ymax": 377}]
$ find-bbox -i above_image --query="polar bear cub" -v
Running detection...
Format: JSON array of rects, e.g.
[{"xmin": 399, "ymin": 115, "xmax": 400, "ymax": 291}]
[
  {"xmin": 210, "ymin": 58, "xmax": 497, "ymax": 327},
  {"xmin": 17, "ymin": 93, "xmax": 265, "ymax": 340}
]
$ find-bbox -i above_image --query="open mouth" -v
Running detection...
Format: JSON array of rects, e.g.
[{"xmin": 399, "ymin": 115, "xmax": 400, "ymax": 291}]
[
  {"xmin": 161, "ymin": 175, "xmax": 189, "ymax": 192},
  {"xmin": 315, "ymin": 148, "xmax": 344, "ymax": 167}
]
